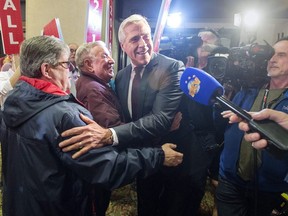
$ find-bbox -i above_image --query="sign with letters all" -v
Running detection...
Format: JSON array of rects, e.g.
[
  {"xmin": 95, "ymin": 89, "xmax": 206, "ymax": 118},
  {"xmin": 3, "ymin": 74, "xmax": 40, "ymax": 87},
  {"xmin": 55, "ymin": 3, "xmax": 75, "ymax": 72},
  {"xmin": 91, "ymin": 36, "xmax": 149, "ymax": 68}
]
[{"xmin": 0, "ymin": 0, "xmax": 24, "ymax": 54}]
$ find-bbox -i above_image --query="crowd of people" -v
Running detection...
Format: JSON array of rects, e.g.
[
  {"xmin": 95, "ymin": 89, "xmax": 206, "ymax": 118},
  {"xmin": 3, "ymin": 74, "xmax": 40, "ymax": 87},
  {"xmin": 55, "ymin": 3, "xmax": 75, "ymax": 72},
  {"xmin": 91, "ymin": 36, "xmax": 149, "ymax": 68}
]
[{"xmin": 1, "ymin": 13, "xmax": 288, "ymax": 216}]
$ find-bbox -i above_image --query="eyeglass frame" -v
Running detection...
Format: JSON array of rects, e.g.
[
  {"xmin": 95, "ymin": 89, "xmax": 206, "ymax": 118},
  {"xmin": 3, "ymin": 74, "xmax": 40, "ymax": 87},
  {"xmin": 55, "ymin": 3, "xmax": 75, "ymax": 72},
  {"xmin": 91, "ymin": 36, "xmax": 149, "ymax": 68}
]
[{"xmin": 52, "ymin": 61, "xmax": 75, "ymax": 70}]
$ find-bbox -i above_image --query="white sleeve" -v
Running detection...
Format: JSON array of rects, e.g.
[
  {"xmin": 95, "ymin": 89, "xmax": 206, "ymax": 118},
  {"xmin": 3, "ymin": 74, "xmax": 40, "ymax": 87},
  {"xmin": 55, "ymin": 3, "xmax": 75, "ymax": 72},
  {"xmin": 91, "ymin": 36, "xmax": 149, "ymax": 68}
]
[
  {"xmin": 109, "ymin": 128, "xmax": 119, "ymax": 145},
  {"xmin": 0, "ymin": 72, "xmax": 14, "ymax": 107}
]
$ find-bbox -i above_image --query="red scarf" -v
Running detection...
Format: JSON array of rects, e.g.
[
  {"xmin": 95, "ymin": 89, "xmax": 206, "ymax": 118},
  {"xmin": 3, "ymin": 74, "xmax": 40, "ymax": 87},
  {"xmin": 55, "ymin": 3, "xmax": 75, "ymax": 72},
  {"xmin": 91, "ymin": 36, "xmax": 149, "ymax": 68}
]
[{"xmin": 20, "ymin": 76, "xmax": 68, "ymax": 96}]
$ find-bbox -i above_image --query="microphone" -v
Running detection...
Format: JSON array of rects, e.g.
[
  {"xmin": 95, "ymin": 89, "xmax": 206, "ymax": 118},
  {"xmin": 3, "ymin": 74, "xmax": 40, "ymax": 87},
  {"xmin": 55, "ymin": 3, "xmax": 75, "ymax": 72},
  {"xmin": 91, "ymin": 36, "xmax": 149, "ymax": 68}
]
[{"xmin": 180, "ymin": 67, "xmax": 288, "ymax": 152}]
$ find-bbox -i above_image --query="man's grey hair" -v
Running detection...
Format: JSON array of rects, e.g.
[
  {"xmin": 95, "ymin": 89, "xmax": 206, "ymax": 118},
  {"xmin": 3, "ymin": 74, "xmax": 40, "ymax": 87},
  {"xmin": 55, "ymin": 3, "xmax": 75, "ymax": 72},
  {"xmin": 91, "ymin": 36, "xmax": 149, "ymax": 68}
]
[
  {"xmin": 118, "ymin": 14, "xmax": 151, "ymax": 44},
  {"xmin": 75, "ymin": 41, "xmax": 106, "ymax": 68},
  {"xmin": 20, "ymin": 36, "xmax": 69, "ymax": 78}
]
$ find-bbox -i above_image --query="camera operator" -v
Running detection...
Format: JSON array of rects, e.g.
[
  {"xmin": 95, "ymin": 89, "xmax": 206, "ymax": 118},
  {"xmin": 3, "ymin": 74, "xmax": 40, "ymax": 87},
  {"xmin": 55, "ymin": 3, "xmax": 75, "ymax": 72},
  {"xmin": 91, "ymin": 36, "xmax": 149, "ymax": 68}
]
[
  {"xmin": 163, "ymin": 28, "xmax": 224, "ymax": 215},
  {"xmin": 215, "ymin": 36, "xmax": 288, "ymax": 216},
  {"xmin": 186, "ymin": 28, "xmax": 221, "ymax": 69}
]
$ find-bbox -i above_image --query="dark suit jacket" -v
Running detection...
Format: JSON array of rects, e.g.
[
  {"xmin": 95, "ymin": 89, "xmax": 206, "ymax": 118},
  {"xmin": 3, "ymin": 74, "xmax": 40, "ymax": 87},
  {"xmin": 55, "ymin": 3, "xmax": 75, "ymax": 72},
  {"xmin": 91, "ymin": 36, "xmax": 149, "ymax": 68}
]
[{"xmin": 114, "ymin": 52, "xmax": 184, "ymax": 147}]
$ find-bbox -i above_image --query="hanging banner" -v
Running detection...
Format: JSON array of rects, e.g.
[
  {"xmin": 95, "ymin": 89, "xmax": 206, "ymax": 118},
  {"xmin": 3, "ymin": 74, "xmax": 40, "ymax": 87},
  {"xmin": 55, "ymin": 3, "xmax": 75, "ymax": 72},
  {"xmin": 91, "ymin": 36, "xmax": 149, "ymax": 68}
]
[
  {"xmin": 107, "ymin": 0, "xmax": 113, "ymax": 52},
  {"xmin": 0, "ymin": 0, "xmax": 24, "ymax": 54},
  {"xmin": 153, "ymin": 0, "xmax": 172, "ymax": 53},
  {"xmin": 86, "ymin": 0, "xmax": 103, "ymax": 42}
]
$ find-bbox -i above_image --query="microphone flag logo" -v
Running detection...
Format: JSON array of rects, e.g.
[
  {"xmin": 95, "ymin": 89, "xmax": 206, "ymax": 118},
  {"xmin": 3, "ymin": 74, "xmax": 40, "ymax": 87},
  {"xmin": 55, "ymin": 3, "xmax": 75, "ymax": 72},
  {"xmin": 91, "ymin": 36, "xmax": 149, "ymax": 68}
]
[{"xmin": 187, "ymin": 76, "xmax": 201, "ymax": 97}]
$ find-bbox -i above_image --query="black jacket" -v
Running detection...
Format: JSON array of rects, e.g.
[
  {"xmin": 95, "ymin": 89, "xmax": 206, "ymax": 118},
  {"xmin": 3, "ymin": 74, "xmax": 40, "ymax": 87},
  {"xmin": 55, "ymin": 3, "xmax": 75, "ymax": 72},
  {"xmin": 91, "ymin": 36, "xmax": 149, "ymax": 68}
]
[{"xmin": 0, "ymin": 80, "xmax": 164, "ymax": 216}]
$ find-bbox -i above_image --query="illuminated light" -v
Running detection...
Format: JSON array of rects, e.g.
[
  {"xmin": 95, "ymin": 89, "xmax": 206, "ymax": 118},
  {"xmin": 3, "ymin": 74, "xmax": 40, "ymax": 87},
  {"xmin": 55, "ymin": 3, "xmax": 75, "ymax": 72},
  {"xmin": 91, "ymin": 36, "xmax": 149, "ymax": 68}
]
[
  {"xmin": 88, "ymin": 7, "xmax": 101, "ymax": 32},
  {"xmin": 161, "ymin": 36, "xmax": 170, "ymax": 41},
  {"xmin": 167, "ymin": 12, "xmax": 182, "ymax": 28},
  {"xmin": 234, "ymin": 13, "xmax": 242, "ymax": 27},
  {"xmin": 243, "ymin": 10, "xmax": 260, "ymax": 28}
]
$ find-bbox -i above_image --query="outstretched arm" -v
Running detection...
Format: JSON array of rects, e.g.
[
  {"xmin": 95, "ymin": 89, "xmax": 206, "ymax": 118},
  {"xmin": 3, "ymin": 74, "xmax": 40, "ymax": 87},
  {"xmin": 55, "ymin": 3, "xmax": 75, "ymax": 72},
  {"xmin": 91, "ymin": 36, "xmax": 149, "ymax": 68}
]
[
  {"xmin": 222, "ymin": 109, "xmax": 288, "ymax": 149},
  {"xmin": 59, "ymin": 114, "xmax": 111, "ymax": 158},
  {"xmin": 58, "ymin": 111, "xmax": 183, "ymax": 189}
]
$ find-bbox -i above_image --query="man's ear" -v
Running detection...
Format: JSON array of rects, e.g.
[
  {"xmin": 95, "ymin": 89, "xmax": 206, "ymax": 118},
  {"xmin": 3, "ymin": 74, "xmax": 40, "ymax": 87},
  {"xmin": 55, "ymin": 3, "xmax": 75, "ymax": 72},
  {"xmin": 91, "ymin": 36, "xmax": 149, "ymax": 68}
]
[
  {"xmin": 84, "ymin": 59, "xmax": 94, "ymax": 72},
  {"xmin": 120, "ymin": 43, "xmax": 125, "ymax": 50},
  {"xmin": 40, "ymin": 63, "xmax": 51, "ymax": 78}
]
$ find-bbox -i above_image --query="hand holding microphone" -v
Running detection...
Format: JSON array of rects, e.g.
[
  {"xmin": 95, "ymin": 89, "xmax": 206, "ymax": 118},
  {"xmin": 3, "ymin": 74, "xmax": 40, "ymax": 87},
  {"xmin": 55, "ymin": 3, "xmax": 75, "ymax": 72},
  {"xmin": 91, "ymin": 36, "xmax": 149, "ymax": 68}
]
[
  {"xmin": 225, "ymin": 109, "xmax": 288, "ymax": 149},
  {"xmin": 180, "ymin": 67, "xmax": 288, "ymax": 152}
]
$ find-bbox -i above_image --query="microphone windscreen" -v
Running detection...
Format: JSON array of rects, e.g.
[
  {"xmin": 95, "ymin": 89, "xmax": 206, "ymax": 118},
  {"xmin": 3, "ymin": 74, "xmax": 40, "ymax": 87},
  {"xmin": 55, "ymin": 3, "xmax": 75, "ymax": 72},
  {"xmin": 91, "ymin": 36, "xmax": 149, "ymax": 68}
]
[{"xmin": 180, "ymin": 67, "xmax": 224, "ymax": 105}]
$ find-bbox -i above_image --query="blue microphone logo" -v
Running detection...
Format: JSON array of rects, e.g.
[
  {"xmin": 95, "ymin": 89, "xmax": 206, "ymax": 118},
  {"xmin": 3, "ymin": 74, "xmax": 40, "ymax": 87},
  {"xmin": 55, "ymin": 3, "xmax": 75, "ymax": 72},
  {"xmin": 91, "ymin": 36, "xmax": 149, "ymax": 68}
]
[{"xmin": 186, "ymin": 75, "xmax": 201, "ymax": 97}]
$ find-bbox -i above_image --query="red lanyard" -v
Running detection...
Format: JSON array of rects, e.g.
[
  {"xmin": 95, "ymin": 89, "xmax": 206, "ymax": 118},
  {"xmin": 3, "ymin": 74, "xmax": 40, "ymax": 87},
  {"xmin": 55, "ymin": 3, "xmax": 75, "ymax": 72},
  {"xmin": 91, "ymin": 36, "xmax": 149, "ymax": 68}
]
[{"xmin": 261, "ymin": 88, "xmax": 269, "ymax": 110}]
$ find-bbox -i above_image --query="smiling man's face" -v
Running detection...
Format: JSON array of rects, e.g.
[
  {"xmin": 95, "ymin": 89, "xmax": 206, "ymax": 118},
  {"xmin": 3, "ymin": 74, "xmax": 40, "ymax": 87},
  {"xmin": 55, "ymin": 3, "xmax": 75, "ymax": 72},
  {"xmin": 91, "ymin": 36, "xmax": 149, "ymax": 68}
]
[
  {"xmin": 90, "ymin": 45, "xmax": 115, "ymax": 83},
  {"xmin": 120, "ymin": 21, "xmax": 153, "ymax": 67}
]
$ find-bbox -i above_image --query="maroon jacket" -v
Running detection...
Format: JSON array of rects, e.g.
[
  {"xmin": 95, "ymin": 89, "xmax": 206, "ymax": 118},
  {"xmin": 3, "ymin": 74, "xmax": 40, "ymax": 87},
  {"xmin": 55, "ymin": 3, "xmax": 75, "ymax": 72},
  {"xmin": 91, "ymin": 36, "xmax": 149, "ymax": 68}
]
[{"xmin": 76, "ymin": 71, "xmax": 124, "ymax": 127}]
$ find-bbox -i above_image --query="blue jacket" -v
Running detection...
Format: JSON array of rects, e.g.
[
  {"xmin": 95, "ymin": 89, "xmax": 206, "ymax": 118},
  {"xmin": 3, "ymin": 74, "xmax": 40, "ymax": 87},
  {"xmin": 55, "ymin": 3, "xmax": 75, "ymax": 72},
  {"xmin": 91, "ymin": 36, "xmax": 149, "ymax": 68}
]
[
  {"xmin": 0, "ymin": 80, "xmax": 165, "ymax": 216},
  {"xmin": 219, "ymin": 88, "xmax": 288, "ymax": 192}
]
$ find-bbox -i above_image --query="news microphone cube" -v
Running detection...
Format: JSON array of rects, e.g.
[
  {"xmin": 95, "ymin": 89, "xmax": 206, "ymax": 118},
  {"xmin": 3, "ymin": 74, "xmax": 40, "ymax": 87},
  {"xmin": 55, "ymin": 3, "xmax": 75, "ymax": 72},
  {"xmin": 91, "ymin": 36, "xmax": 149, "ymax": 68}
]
[{"xmin": 180, "ymin": 67, "xmax": 224, "ymax": 105}]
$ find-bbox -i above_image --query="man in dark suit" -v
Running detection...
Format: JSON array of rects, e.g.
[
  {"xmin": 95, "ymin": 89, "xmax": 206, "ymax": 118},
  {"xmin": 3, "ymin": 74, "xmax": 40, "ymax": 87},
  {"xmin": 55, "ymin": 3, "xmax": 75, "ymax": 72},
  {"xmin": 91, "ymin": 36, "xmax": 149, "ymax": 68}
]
[{"xmin": 59, "ymin": 14, "xmax": 185, "ymax": 215}]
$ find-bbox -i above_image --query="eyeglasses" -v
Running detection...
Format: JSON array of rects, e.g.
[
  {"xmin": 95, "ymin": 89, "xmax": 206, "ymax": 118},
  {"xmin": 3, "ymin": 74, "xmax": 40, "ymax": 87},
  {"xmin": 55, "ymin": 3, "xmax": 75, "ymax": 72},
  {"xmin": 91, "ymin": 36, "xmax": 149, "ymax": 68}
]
[{"xmin": 54, "ymin": 61, "xmax": 74, "ymax": 70}]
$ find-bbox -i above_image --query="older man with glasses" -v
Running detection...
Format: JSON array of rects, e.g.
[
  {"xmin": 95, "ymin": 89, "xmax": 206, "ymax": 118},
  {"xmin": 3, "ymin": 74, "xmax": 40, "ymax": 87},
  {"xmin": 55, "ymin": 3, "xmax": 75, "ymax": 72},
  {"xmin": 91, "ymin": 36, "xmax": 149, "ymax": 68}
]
[{"xmin": 0, "ymin": 35, "xmax": 183, "ymax": 216}]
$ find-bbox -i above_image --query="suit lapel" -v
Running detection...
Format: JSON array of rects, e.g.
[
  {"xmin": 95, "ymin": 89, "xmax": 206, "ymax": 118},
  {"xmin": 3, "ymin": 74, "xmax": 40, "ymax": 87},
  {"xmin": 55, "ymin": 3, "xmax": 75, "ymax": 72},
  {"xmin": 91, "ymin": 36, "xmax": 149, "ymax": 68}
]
[
  {"xmin": 119, "ymin": 65, "xmax": 132, "ymax": 121},
  {"xmin": 138, "ymin": 53, "xmax": 158, "ymax": 115}
]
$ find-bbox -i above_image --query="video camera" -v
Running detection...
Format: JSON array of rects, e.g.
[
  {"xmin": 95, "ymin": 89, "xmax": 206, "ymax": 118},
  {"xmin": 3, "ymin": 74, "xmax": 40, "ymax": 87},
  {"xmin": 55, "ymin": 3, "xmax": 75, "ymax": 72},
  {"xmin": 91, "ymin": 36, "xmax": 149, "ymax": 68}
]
[
  {"xmin": 160, "ymin": 35, "xmax": 203, "ymax": 64},
  {"xmin": 206, "ymin": 42, "xmax": 275, "ymax": 90}
]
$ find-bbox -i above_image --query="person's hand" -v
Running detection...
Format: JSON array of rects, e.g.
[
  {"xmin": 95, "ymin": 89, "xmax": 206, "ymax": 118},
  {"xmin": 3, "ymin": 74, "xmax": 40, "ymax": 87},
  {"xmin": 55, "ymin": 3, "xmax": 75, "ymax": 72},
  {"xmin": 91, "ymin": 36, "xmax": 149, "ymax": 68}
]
[
  {"xmin": 12, "ymin": 54, "xmax": 20, "ymax": 71},
  {"xmin": 222, "ymin": 109, "xmax": 288, "ymax": 149},
  {"xmin": 241, "ymin": 109, "xmax": 288, "ymax": 149},
  {"xmin": 251, "ymin": 109, "xmax": 288, "ymax": 130},
  {"xmin": 186, "ymin": 56, "xmax": 195, "ymax": 67},
  {"xmin": 221, "ymin": 110, "xmax": 266, "ymax": 148},
  {"xmin": 240, "ymin": 126, "xmax": 267, "ymax": 149},
  {"xmin": 161, "ymin": 143, "xmax": 183, "ymax": 167},
  {"xmin": 10, "ymin": 66, "xmax": 21, "ymax": 87},
  {"xmin": 221, "ymin": 110, "xmax": 243, "ymax": 123},
  {"xmin": 170, "ymin": 112, "xmax": 182, "ymax": 131},
  {"xmin": 59, "ymin": 114, "xmax": 111, "ymax": 159}
]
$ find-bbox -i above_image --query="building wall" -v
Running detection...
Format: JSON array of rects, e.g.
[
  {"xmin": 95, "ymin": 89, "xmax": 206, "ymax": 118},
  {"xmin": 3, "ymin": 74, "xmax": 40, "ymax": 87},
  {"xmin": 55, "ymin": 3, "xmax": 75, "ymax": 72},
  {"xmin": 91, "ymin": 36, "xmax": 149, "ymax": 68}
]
[
  {"xmin": 26, "ymin": 0, "xmax": 88, "ymax": 45},
  {"xmin": 238, "ymin": 18, "xmax": 288, "ymax": 46}
]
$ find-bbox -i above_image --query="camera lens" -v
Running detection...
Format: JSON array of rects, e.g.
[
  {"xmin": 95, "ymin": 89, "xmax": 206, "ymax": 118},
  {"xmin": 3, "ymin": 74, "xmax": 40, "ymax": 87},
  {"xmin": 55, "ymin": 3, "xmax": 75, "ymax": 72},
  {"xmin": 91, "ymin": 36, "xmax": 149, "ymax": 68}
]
[{"xmin": 207, "ymin": 56, "xmax": 227, "ymax": 80}]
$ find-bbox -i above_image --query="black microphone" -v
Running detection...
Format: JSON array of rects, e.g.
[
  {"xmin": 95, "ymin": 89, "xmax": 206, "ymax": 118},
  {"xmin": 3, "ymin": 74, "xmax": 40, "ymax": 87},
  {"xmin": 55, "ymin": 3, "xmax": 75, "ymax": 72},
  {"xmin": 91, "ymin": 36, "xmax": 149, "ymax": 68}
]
[{"xmin": 180, "ymin": 67, "xmax": 288, "ymax": 152}]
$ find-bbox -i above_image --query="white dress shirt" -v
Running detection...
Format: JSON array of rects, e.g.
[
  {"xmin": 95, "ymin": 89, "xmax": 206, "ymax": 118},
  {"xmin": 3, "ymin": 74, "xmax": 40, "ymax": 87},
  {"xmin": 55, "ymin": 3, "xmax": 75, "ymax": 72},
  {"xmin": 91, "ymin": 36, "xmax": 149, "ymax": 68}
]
[{"xmin": 110, "ymin": 65, "xmax": 144, "ymax": 145}]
